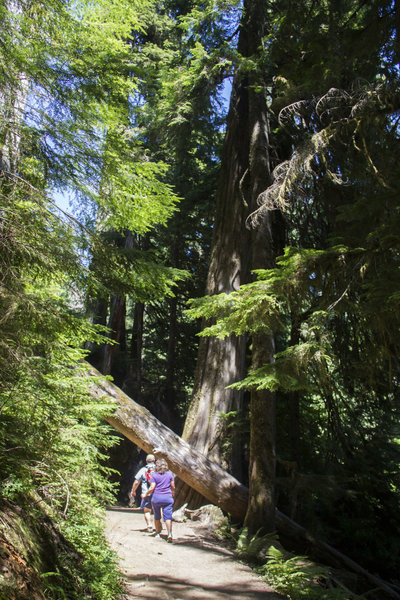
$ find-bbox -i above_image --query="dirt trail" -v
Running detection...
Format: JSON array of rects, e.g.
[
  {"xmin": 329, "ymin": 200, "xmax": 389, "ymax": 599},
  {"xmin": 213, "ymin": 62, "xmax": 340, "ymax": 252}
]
[{"xmin": 106, "ymin": 507, "xmax": 283, "ymax": 600}]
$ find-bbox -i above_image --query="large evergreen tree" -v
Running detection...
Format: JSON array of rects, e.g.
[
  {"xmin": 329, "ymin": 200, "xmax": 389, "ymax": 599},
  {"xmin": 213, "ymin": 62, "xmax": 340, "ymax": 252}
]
[
  {"xmin": 91, "ymin": 0, "xmax": 226, "ymax": 430},
  {"xmin": 0, "ymin": 0, "xmax": 183, "ymax": 595},
  {"xmin": 2, "ymin": 0, "xmax": 400, "ymax": 588},
  {"xmin": 171, "ymin": 0, "xmax": 286, "ymax": 533},
  {"xmin": 186, "ymin": 0, "xmax": 400, "ymax": 578}
]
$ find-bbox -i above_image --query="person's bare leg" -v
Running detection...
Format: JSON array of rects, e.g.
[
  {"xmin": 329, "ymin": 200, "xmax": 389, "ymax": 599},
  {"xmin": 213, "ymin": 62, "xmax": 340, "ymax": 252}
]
[
  {"xmin": 165, "ymin": 519, "xmax": 172, "ymax": 541},
  {"xmin": 143, "ymin": 508, "xmax": 153, "ymax": 531},
  {"xmin": 154, "ymin": 518, "xmax": 162, "ymax": 535}
]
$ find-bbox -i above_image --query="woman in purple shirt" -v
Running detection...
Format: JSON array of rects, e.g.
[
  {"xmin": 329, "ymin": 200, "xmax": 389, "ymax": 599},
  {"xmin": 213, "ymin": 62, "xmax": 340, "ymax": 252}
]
[{"xmin": 143, "ymin": 458, "xmax": 175, "ymax": 542}]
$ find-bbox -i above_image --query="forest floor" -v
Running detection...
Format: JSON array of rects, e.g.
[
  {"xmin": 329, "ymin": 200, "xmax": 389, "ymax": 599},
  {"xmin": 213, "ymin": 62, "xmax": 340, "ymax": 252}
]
[{"xmin": 105, "ymin": 506, "xmax": 284, "ymax": 600}]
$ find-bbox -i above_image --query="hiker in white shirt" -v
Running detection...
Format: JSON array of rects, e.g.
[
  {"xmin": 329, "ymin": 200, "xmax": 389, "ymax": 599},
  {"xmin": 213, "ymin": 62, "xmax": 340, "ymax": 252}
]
[{"xmin": 130, "ymin": 454, "xmax": 156, "ymax": 532}]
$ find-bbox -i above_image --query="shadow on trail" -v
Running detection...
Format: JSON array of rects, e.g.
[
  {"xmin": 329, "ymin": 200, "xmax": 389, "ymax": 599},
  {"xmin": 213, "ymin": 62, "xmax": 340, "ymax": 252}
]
[
  {"xmin": 106, "ymin": 505, "xmax": 141, "ymax": 512},
  {"xmin": 125, "ymin": 573, "xmax": 281, "ymax": 599},
  {"xmin": 106, "ymin": 508, "xmax": 283, "ymax": 599},
  {"xmin": 108, "ymin": 505, "xmax": 238, "ymax": 559},
  {"xmin": 172, "ymin": 536, "xmax": 236, "ymax": 558}
]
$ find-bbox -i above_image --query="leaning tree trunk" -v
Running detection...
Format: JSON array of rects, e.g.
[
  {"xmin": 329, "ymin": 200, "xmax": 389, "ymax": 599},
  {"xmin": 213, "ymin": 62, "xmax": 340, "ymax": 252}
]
[
  {"xmin": 86, "ymin": 363, "xmax": 248, "ymax": 521},
  {"xmin": 87, "ymin": 363, "xmax": 400, "ymax": 600}
]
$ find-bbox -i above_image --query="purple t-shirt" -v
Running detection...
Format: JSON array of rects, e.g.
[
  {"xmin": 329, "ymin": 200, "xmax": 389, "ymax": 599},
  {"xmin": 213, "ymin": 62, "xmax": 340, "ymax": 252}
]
[{"xmin": 150, "ymin": 470, "xmax": 174, "ymax": 502}]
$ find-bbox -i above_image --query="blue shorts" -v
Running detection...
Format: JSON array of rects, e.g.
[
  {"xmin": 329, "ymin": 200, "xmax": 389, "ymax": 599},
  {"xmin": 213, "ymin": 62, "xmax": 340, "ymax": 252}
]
[
  {"xmin": 152, "ymin": 498, "xmax": 173, "ymax": 521},
  {"xmin": 140, "ymin": 496, "xmax": 152, "ymax": 510}
]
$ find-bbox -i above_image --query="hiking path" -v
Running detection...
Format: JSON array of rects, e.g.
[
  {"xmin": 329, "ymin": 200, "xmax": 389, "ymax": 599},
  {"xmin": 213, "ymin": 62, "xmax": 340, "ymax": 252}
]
[{"xmin": 105, "ymin": 507, "xmax": 283, "ymax": 600}]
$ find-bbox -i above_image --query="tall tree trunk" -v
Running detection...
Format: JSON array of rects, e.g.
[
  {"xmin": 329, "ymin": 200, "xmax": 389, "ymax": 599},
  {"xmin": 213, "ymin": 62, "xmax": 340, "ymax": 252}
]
[
  {"xmin": 102, "ymin": 231, "xmax": 133, "ymax": 375},
  {"xmin": 123, "ymin": 300, "xmax": 145, "ymax": 402},
  {"xmin": 242, "ymin": 0, "xmax": 282, "ymax": 534},
  {"xmin": 180, "ymin": 0, "xmax": 282, "ymax": 534},
  {"xmin": 0, "ymin": 1, "xmax": 29, "ymax": 174},
  {"xmin": 175, "ymin": 8, "xmax": 254, "ymax": 508},
  {"xmin": 181, "ymin": 3, "xmax": 255, "ymax": 467}
]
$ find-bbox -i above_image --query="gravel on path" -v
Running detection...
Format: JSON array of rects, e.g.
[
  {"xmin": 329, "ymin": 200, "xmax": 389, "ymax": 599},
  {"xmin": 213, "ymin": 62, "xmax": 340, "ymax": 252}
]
[{"xmin": 106, "ymin": 507, "xmax": 283, "ymax": 600}]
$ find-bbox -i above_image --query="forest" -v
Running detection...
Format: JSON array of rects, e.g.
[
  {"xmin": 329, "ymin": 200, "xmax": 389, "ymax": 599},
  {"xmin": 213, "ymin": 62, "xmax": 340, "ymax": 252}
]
[{"xmin": 1, "ymin": 0, "xmax": 400, "ymax": 598}]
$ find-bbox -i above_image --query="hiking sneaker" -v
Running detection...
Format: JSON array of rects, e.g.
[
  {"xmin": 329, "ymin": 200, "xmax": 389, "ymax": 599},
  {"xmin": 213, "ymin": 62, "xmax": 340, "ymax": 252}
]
[
  {"xmin": 147, "ymin": 526, "xmax": 154, "ymax": 533},
  {"xmin": 154, "ymin": 533, "xmax": 160, "ymax": 539}
]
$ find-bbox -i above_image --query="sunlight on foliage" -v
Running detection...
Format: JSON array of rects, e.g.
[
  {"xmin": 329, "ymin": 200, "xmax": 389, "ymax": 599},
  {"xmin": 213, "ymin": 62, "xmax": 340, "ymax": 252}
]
[
  {"xmin": 0, "ymin": 0, "xmax": 183, "ymax": 597},
  {"xmin": 260, "ymin": 546, "xmax": 357, "ymax": 600}
]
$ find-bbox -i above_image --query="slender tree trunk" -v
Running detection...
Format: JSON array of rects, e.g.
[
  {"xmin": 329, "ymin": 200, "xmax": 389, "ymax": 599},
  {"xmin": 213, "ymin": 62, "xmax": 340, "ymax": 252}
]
[
  {"xmin": 0, "ymin": 1, "xmax": 29, "ymax": 174},
  {"xmin": 247, "ymin": 9, "xmax": 275, "ymax": 520},
  {"xmin": 242, "ymin": 0, "xmax": 282, "ymax": 534},
  {"xmin": 123, "ymin": 300, "xmax": 145, "ymax": 402},
  {"xmin": 102, "ymin": 294, "xmax": 126, "ymax": 375},
  {"xmin": 289, "ymin": 319, "xmax": 301, "ymax": 463},
  {"xmin": 102, "ymin": 231, "xmax": 133, "ymax": 375},
  {"xmin": 165, "ymin": 237, "xmax": 180, "ymax": 417}
]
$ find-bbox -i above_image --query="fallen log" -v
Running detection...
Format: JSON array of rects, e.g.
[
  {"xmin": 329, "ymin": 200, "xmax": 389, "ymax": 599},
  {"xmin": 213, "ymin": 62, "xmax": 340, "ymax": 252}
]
[
  {"xmin": 86, "ymin": 364, "xmax": 400, "ymax": 600},
  {"xmin": 86, "ymin": 364, "xmax": 248, "ymax": 522}
]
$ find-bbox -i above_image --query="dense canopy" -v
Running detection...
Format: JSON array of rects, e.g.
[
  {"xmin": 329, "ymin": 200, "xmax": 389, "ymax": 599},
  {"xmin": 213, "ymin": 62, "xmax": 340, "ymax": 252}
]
[{"xmin": 1, "ymin": 1, "xmax": 400, "ymax": 598}]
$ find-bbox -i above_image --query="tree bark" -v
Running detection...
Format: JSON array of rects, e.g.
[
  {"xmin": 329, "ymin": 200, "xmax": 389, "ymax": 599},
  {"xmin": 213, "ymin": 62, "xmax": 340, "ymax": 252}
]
[
  {"xmin": 176, "ymin": 57, "xmax": 252, "ymax": 501},
  {"xmin": 181, "ymin": 73, "xmax": 251, "ymax": 466},
  {"xmin": 181, "ymin": 0, "xmax": 262, "ymax": 469},
  {"xmin": 86, "ymin": 363, "xmax": 248, "ymax": 522},
  {"xmin": 165, "ymin": 294, "xmax": 178, "ymax": 409},
  {"xmin": 86, "ymin": 362, "xmax": 400, "ymax": 600},
  {"xmin": 242, "ymin": 0, "xmax": 281, "ymax": 534},
  {"xmin": 123, "ymin": 300, "xmax": 145, "ymax": 402},
  {"xmin": 102, "ymin": 231, "xmax": 133, "ymax": 375},
  {"xmin": 102, "ymin": 293, "xmax": 126, "ymax": 375},
  {"xmin": 0, "ymin": 1, "xmax": 29, "ymax": 174},
  {"xmin": 180, "ymin": 0, "xmax": 282, "ymax": 533}
]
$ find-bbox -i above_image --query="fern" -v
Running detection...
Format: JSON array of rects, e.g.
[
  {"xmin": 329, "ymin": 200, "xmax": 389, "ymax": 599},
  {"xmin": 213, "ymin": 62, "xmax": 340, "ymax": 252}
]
[{"xmin": 260, "ymin": 546, "xmax": 360, "ymax": 600}]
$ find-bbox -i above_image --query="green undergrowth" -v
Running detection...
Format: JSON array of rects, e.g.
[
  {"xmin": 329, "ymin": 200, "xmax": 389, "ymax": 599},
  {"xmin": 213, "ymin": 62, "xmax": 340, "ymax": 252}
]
[
  {"xmin": 215, "ymin": 524, "xmax": 363, "ymax": 600},
  {"xmin": 259, "ymin": 545, "xmax": 359, "ymax": 600},
  {"xmin": 0, "ymin": 496, "xmax": 123, "ymax": 600}
]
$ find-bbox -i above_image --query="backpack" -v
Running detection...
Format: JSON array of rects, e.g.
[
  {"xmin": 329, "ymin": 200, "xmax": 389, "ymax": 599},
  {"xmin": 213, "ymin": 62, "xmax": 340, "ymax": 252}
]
[{"xmin": 145, "ymin": 464, "xmax": 155, "ymax": 484}]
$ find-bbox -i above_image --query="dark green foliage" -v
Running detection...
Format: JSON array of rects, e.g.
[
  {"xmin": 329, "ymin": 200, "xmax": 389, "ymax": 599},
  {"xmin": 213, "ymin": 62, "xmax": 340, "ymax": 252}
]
[
  {"xmin": 109, "ymin": 1, "xmax": 234, "ymax": 417},
  {"xmin": 2, "ymin": 0, "xmax": 400, "ymax": 591},
  {"xmin": 185, "ymin": 0, "xmax": 400, "ymax": 582},
  {"xmin": 260, "ymin": 545, "xmax": 358, "ymax": 600},
  {"xmin": 0, "ymin": 0, "xmax": 183, "ymax": 596}
]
